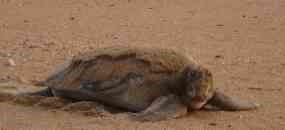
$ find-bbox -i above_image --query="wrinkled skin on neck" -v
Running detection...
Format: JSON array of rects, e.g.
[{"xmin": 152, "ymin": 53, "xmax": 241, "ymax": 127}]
[{"xmin": 181, "ymin": 66, "xmax": 215, "ymax": 110}]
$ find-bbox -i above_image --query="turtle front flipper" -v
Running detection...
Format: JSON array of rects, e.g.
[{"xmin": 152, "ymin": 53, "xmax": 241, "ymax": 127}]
[
  {"xmin": 129, "ymin": 94, "xmax": 188, "ymax": 122},
  {"xmin": 203, "ymin": 90, "xmax": 259, "ymax": 111}
]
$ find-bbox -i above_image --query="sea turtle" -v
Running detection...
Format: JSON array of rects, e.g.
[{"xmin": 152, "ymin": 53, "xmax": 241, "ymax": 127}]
[{"xmin": 20, "ymin": 45, "xmax": 258, "ymax": 121}]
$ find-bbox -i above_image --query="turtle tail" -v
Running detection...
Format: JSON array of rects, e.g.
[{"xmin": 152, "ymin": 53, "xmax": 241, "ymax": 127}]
[{"xmin": 203, "ymin": 90, "xmax": 259, "ymax": 111}]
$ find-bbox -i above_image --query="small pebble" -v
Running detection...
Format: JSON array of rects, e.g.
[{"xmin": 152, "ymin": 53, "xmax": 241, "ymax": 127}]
[
  {"xmin": 238, "ymin": 115, "xmax": 243, "ymax": 119},
  {"xmin": 23, "ymin": 20, "xmax": 29, "ymax": 23},
  {"xmin": 1, "ymin": 75, "xmax": 11, "ymax": 80},
  {"xmin": 113, "ymin": 36, "xmax": 119, "ymax": 39},
  {"xmin": 8, "ymin": 59, "xmax": 16, "ymax": 66},
  {"xmin": 271, "ymin": 27, "xmax": 276, "ymax": 31},
  {"xmin": 248, "ymin": 87, "xmax": 263, "ymax": 91},
  {"xmin": 109, "ymin": 4, "xmax": 115, "ymax": 7},
  {"xmin": 209, "ymin": 122, "xmax": 217, "ymax": 126},
  {"xmin": 215, "ymin": 55, "xmax": 223, "ymax": 58},
  {"xmin": 69, "ymin": 17, "xmax": 75, "ymax": 21},
  {"xmin": 6, "ymin": 53, "xmax": 11, "ymax": 57}
]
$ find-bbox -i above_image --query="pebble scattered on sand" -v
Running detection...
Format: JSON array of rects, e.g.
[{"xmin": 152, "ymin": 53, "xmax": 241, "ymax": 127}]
[
  {"xmin": 238, "ymin": 115, "xmax": 243, "ymax": 119},
  {"xmin": 227, "ymin": 124, "xmax": 233, "ymax": 128},
  {"xmin": 8, "ymin": 59, "xmax": 16, "ymax": 66},
  {"xmin": 214, "ymin": 55, "xmax": 223, "ymax": 59},
  {"xmin": 209, "ymin": 122, "xmax": 217, "ymax": 126}
]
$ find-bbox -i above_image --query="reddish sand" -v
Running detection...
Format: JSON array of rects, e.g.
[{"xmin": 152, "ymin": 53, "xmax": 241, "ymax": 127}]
[{"xmin": 0, "ymin": 0, "xmax": 285, "ymax": 129}]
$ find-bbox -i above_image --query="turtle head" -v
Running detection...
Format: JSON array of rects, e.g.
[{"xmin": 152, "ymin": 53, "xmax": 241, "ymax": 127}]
[{"xmin": 181, "ymin": 65, "xmax": 215, "ymax": 109}]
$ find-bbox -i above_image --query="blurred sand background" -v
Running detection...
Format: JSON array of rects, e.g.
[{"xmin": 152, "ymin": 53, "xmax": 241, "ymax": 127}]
[{"xmin": 0, "ymin": 0, "xmax": 285, "ymax": 129}]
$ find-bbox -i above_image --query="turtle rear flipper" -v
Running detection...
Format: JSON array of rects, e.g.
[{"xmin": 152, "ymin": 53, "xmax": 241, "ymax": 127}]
[
  {"xmin": 129, "ymin": 94, "xmax": 188, "ymax": 122},
  {"xmin": 0, "ymin": 81, "xmax": 47, "ymax": 96},
  {"xmin": 203, "ymin": 90, "xmax": 259, "ymax": 111},
  {"xmin": 23, "ymin": 87, "xmax": 54, "ymax": 97}
]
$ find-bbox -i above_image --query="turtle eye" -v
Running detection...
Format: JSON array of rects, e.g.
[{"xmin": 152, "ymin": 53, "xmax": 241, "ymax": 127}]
[
  {"xmin": 188, "ymin": 71, "xmax": 198, "ymax": 79},
  {"xmin": 190, "ymin": 72, "xmax": 196, "ymax": 77},
  {"xmin": 187, "ymin": 87, "xmax": 196, "ymax": 98}
]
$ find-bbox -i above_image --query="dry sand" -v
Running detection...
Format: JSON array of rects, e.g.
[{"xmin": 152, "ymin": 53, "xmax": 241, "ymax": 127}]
[{"xmin": 0, "ymin": 0, "xmax": 285, "ymax": 129}]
